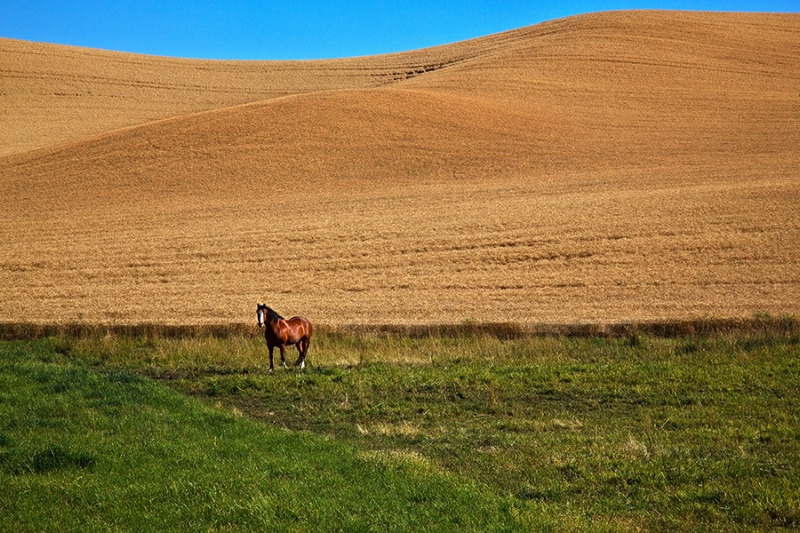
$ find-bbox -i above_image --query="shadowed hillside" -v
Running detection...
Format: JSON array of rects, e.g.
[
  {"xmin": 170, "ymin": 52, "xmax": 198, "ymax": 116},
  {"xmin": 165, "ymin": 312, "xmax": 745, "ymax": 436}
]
[{"xmin": 1, "ymin": 11, "xmax": 798, "ymax": 325}]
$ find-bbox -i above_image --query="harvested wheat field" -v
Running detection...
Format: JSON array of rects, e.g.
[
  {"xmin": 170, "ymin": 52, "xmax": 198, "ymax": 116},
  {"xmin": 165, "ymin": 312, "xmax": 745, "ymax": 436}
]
[{"xmin": 1, "ymin": 10, "xmax": 799, "ymax": 326}]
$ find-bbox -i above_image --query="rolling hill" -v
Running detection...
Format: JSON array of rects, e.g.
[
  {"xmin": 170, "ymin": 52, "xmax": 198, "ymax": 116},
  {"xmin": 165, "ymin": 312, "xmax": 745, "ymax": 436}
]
[{"xmin": 1, "ymin": 10, "xmax": 798, "ymax": 325}]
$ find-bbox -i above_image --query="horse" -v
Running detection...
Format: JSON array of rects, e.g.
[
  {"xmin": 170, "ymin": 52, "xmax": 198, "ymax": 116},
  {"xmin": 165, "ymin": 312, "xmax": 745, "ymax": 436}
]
[{"xmin": 256, "ymin": 304, "xmax": 313, "ymax": 371}]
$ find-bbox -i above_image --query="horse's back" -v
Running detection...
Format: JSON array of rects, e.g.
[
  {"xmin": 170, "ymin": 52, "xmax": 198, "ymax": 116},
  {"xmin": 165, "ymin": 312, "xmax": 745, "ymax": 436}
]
[{"xmin": 289, "ymin": 316, "xmax": 313, "ymax": 339}]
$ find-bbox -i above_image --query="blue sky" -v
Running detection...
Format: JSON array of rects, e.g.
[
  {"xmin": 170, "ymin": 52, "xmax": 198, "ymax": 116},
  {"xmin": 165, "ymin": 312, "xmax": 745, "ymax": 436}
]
[{"xmin": 1, "ymin": 1, "xmax": 798, "ymax": 60}]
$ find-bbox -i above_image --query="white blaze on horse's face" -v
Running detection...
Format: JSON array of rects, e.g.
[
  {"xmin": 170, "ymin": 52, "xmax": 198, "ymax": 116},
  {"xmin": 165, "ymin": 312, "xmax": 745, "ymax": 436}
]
[{"xmin": 257, "ymin": 308, "xmax": 264, "ymax": 327}]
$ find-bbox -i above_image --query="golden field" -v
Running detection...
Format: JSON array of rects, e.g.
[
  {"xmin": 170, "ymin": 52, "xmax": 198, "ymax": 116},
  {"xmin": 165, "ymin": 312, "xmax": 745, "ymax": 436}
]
[{"xmin": 1, "ymin": 10, "xmax": 799, "ymax": 326}]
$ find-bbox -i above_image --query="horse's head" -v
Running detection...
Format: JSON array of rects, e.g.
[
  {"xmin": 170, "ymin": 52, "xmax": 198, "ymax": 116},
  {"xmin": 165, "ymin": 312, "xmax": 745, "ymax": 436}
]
[
  {"xmin": 257, "ymin": 304, "xmax": 284, "ymax": 327},
  {"xmin": 257, "ymin": 303, "xmax": 267, "ymax": 328}
]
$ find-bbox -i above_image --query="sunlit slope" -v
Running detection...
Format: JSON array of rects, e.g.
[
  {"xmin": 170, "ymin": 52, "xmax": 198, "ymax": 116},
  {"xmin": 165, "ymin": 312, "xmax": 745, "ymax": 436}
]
[
  {"xmin": 2, "ymin": 88, "xmax": 550, "ymax": 216},
  {"xmin": 0, "ymin": 35, "xmax": 488, "ymax": 157},
  {"xmin": 402, "ymin": 11, "xmax": 800, "ymax": 166},
  {"xmin": 1, "ymin": 11, "xmax": 798, "ymax": 325}
]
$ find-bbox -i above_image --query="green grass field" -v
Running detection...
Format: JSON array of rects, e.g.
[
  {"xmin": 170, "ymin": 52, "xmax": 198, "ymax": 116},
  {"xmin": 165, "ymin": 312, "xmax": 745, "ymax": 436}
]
[{"xmin": 1, "ymin": 327, "xmax": 798, "ymax": 531}]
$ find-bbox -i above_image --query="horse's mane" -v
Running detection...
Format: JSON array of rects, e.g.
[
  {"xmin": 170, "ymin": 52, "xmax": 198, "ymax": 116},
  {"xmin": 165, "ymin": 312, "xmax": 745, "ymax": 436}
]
[{"xmin": 266, "ymin": 306, "xmax": 284, "ymax": 321}]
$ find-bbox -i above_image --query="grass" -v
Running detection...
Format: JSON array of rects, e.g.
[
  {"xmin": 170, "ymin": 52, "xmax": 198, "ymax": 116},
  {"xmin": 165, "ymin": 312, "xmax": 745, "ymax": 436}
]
[
  {"xmin": 2, "ymin": 328, "xmax": 799, "ymax": 531},
  {"xmin": 0, "ymin": 339, "xmax": 520, "ymax": 532}
]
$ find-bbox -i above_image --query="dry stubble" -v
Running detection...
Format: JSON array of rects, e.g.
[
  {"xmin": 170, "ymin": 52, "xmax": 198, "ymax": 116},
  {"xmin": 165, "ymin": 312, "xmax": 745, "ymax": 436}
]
[{"xmin": 1, "ymin": 11, "xmax": 798, "ymax": 326}]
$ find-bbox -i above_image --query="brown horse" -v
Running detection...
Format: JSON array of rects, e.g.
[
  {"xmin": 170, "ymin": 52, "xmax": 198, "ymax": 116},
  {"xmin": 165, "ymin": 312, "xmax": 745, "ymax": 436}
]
[{"xmin": 257, "ymin": 304, "xmax": 313, "ymax": 371}]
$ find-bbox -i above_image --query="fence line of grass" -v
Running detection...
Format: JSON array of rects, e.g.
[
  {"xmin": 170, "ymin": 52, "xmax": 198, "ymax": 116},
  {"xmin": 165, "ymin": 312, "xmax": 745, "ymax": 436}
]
[{"xmin": 1, "ymin": 315, "xmax": 797, "ymax": 341}]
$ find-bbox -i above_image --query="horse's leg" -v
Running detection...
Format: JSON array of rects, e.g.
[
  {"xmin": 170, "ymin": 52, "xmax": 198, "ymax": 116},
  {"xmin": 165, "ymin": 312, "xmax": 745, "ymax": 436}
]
[
  {"xmin": 268, "ymin": 344, "xmax": 275, "ymax": 372},
  {"xmin": 279, "ymin": 345, "xmax": 287, "ymax": 369},
  {"xmin": 296, "ymin": 338, "xmax": 308, "ymax": 369}
]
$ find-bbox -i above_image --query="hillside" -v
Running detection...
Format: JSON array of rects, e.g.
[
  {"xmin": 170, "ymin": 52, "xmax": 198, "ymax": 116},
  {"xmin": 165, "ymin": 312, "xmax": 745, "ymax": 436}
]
[
  {"xmin": 1, "ymin": 10, "xmax": 798, "ymax": 325},
  {"xmin": 0, "ymin": 32, "xmax": 501, "ymax": 157}
]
